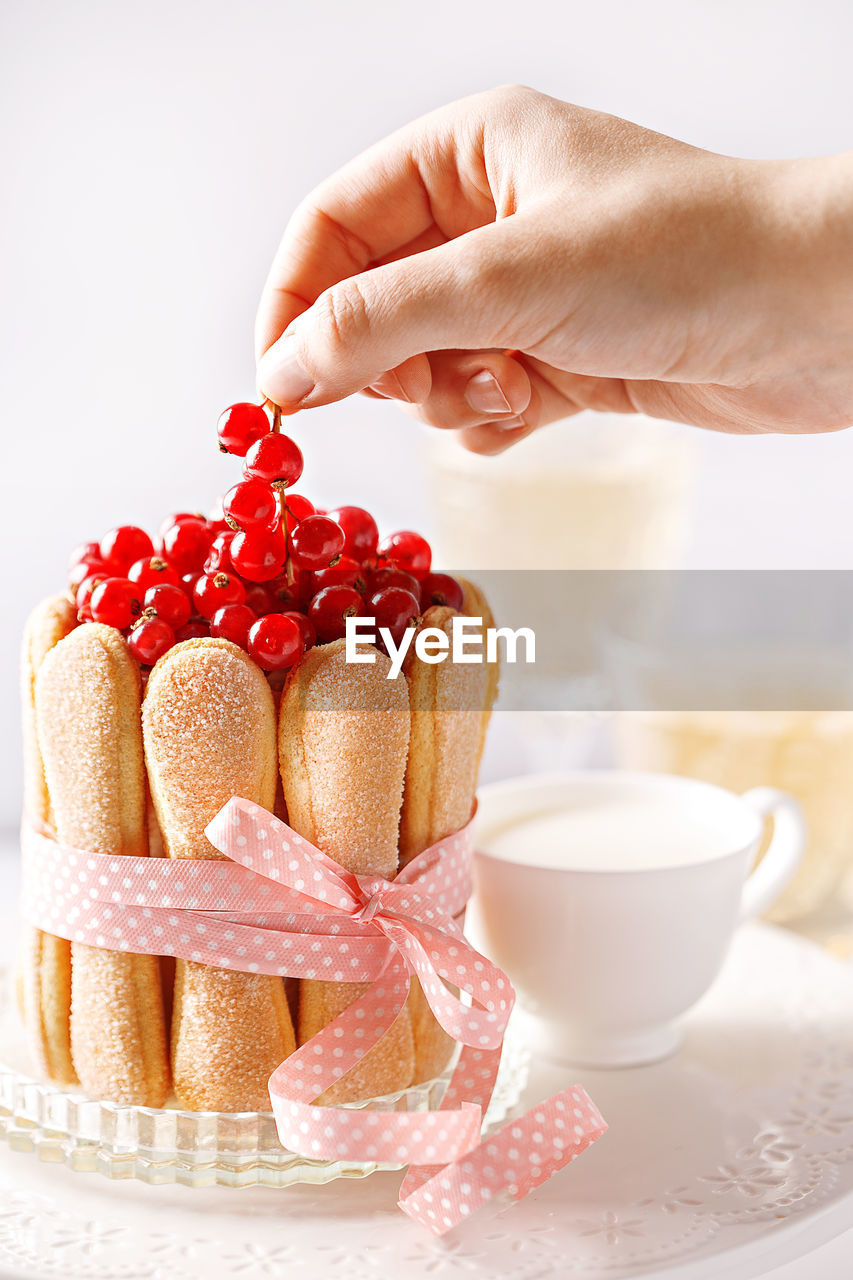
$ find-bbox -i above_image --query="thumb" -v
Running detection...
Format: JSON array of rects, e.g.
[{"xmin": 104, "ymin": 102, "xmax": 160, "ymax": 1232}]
[{"xmin": 256, "ymin": 222, "xmax": 518, "ymax": 410}]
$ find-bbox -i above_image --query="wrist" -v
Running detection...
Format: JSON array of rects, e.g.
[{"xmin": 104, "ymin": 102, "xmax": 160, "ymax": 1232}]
[{"xmin": 744, "ymin": 153, "xmax": 853, "ymax": 380}]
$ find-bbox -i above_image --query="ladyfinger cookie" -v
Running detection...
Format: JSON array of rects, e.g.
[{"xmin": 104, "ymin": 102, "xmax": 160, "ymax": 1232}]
[
  {"xmin": 143, "ymin": 638, "xmax": 296, "ymax": 1112},
  {"xmin": 400, "ymin": 604, "xmax": 492, "ymax": 1083},
  {"xmin": 19, "ymin": 594, "xmax": 78, "ymax": 1084},
  {"xmin": 278, "ymin": 639, "xmax": 415, "ymax": 1103},
  {"xmin": 457, "ymin": 576, "xmax": 500, "ymax": 777},
  {"xmin": 399, "ymin": 606, "xmax": 489, "ymax": 864},
  {"xmin": 35, "ymin": 623, "xmax": 170, "ymax": 1106}
]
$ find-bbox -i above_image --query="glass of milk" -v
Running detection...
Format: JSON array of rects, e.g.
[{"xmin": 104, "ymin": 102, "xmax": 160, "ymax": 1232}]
[{"xmin": 467, "ymin": 771, "xmax": 804, "ymax": 1068}]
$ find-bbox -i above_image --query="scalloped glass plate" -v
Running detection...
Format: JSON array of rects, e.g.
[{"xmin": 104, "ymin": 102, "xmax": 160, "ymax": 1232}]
[{"xmin": 0, "ymin": 970, "xmax": 528, "ymax": 1187}]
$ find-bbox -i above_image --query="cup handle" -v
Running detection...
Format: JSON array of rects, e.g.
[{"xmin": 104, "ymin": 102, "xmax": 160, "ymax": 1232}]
[{"xmin": 738, "ymin": 787, "xmax": 806, "ymax": 921}]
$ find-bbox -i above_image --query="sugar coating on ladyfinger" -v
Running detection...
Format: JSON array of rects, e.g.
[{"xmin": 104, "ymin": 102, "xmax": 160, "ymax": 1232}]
[
  {"xmin": 22, "ymin": 593, "xmax": 77, "ymax": 827},
  {"xmin": 143, "ymin": 638, "xmax": 278, "ymax": 861},
  {"xmin": 35, "ymin": 623, "xmax": 170, "ymax": 1107},
  {"xmin": 280, "ymin": 639, "xmax": 415, "ymax": 1101},
  {"xmin": 278, "ymin": 640, "xmax": 410, "ymax": 878},
  {"xmin": 400, "ymin": 597, "xmax": 495, "ymax": 1082},
  {"xmin": 143, "ymin": 637, "xmax": 296, "ymax": 1112},
  {"xmin": 457, "ymin": 577, "xmax": 500, "ymax": 777},
  {"xmin": 399, "ymin": 606, "xmax": 489, "ymax": 865},
  {"xmin": 19, "ymin": 593, "xmax": 78, "ymax": 1085}
]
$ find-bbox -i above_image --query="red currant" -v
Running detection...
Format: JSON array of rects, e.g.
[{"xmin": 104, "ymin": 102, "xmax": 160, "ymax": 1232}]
[
  {"xmin": 366, "ymin": 566, "xmax": 421, "ymax": 597},
  {"xmin": 284, "ymin": 493, "xmax": 314, "ymax": 529},
  {"xmin": 308, "ymin": 585, "xmax": 364, "ymax": 643},
  {"xmin": 217, "ymin": 402, "xmax": 270, "ymax": 457},
  {"xmin": 326, "ymin": 506, "xmax": 379, "ymax": 561},
  {"xmin": 266, "ymin": 575, "xmax": 297, "ymax": 610},
  {"xmin": 175, "ymin": 620, "xmax": 210, "ymax": 642},
  {"xmin": 230, "ymin": 525, "xmax": 287, "ymax": 582},
  {"xmin": 247, "ymin": 613, "xmax": 304, "ymax": 671},
  {"xmin": 243, "ymin": 583, "xmax": 279, "ymax": 614},
  {"xmin": 312, "ymin": 556, "xmax": 365, "ymax": 593},
  {"xmin": 290, "ymin": 515, "xmax": 345, "ymax": 572},
  {"xmin": 90, "ymin": 577, "xmax": 142, "ymax": 630},
  {"xmin": 100, "ymin": 526, "xmax": 154, "ymax": 574},
  {"xmin": 181, "ymin": 570, "xmax": 203, "ymax": 599},
  {"xmin": 369, "ymin": 586, "xmax": 420, "ymax": 645},
  {"xmin": 70, "ymin": 557, "xmax": 108, "ymax": 591},
  {"xmin": 128, "ymin": 556, "xmax": 181, "ymax": 591},
  {"xmin": 377, "ymin": 530, "xmax": 431, "ymax": 581},
  {"xmin": 281, "ymin": 609, "xmax": 316, "ymax": 651},
  {"xmin": 243, "ymin": 432, "xmax": 304, "ymax": 488},
  {"xmin": 68, "ymin": 541, "xmax": 101, "ymax": 571},
  {"xmin": 158, "ymin": 511, "xmax": 204, "ymax": 541},
  {"xmin": 203, "ymin": 531, "xmax": 234, "ymax": 575},
  {"xmin": 143, "ymin": 583, "xmax": 192, "ymax": 630},
  {"xmin": 210, "ymin": 603, "xmax": 257, "ymax": 650},
  {"xmin": 223, "ymin": 478, "xmax": 278, "ymax": 531},
  {"xmin": 75, "ymin": 572, "xmax": 108, "ymax": 621},
  {"xmin": 160, "ymin": 517, "xmax": 211, "ymax": 574},
  {"xmin": 290, "ymin": 566, "xmax": 315, "ymax": 607},
  {"xmin": 420, "ymin": 572, "xmax": 464, "ymax": 612},
  {"xmin": 193, "ymin": 572, "xmax": 246, "ymax": 619},
  {"xmin": 129, "ymin": 617, "xmax": 175, "ymax": 665}
]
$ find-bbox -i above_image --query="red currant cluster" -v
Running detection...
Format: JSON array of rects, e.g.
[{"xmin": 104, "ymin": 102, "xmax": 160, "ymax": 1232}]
[{"xmin": 67, "ymin": 401, "xmax": 464, "ymax": 674}]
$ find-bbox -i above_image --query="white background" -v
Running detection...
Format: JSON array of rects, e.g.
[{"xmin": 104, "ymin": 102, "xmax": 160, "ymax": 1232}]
[
  {"xmin": 2, "ymin": 4, "xmax": 853, "ymax": 1272},
  {"xmin": 3, "ymin": 0, "xmax": 853, "ymax": 822}
]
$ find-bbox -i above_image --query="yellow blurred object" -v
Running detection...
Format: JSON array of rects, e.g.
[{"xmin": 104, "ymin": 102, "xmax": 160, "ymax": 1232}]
[
  {"xmin": 616, "ymin": 711, "xmax": 853, "ymax": 924},
  {"xmin": 823, "ymin": 934, "xmax": 853, "ymax": 960}
]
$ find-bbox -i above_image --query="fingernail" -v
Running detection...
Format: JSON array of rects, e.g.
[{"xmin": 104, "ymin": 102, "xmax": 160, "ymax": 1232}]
[
  {"xmin": 465, "ymin": 371, "xmax": 512, "ymax": 415},
  {"xmin": 257, "ymin": 334, "xmax": 314, "ymax": 406},
  {"xmin": 484, "ymin": 418, "xmax": 533, "ymax": 455}
]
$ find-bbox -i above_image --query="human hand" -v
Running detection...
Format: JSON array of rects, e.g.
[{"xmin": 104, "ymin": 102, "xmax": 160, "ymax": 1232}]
[{"xmin": 256, "ymin": 85, "xmax": 853, "ymax": 453}]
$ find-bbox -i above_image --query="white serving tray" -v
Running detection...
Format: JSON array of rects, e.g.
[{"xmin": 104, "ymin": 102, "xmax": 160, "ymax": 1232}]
[{"xmin": 1, "ymin": 923, "xmax": 853, "ymax": 1278}]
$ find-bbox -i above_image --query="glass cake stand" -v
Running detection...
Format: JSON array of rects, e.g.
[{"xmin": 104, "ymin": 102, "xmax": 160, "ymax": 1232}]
[{"xmin": 0, "ymin": 969, "xmax": 528, "ymax": 1188}]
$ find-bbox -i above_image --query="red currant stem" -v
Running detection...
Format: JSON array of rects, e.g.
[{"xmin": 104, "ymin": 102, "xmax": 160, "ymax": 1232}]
[
  {"xmin": 282, "ymin": 489, "xmax": 296, "ymax": 585},
  {"xmin": 279, "ymin": 487, "xmax": 287, "ymax": 555},
  {"xmin": 272, "ymin": 483, "xmax": 291, "ymax": 582},
  {"xmin": 272, "ymin": 405, "xmax": 282, "ymax": 434}
]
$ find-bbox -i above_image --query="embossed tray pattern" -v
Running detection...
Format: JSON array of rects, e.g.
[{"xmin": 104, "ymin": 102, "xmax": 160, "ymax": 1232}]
[{"xmin": 1, "ymin": 925, "xmax": 852, "ymax": 1278}]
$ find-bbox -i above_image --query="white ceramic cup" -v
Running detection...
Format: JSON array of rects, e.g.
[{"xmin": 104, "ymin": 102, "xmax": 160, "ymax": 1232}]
[{"xmin": 466, "ymin": 771, "xmax": 805, "ymax": 1068}]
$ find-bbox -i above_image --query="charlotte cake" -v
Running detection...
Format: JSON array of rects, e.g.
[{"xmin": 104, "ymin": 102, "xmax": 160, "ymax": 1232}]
[{"xmin": 18, "ymin": 401, "xmax": 497, "ymax": 1110}]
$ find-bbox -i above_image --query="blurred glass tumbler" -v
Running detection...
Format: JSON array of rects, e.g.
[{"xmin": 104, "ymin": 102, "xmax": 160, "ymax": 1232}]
[
  {"xmin": 424, "ymin": 412, "xmax": 694, "ymax": 765},
  {"xmin": 467, "ymin": 772, "xmax": 804, "ymax": 1068},
  {"xmin": 424, "ymin": 412, "xmax": 694, "ymax": 571}
]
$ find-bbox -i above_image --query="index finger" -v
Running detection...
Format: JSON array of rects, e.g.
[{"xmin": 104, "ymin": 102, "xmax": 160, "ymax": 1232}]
[
  {"xmin": 255, "ymin": 136, "xmax": 433, "ymax": 363},
  {"xmin": 254, "ymin": 100, "xmax": 495, "ymax": 361}
]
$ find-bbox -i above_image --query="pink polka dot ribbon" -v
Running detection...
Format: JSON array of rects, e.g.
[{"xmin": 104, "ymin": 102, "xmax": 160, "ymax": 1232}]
[{"xmin": 19, "ymin": 799, "xmax": 606, "ymax": 1234}]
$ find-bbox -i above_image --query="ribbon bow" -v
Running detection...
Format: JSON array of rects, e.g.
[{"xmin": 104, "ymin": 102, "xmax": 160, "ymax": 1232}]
[{"xmin": 20, "ymin": 799, "xmax": 606, "ymax": 1234}]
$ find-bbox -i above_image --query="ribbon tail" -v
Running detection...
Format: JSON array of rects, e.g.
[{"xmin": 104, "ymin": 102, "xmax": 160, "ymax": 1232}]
[
  {"xmin": 399, "ymin": 1042, "xmax": 500, "ymax": 1198},
  {"xmin": 270, "ymin": 953, "xmax": 410, "ymax": 1103},
  {"xmin": 399, "ymin": 1086, "xmax": 608, "ymax": 1236},
  {"xmin": 381, "ymin": 919, "xmax": 509, "ymax": 1051},
  {"xmin": 267, "ymin": 937, "xmax": 502, "ymax": 1171},
  {"xmin": 267, "ymin": 954, "xmax": 482, "ymax": 1167}
]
